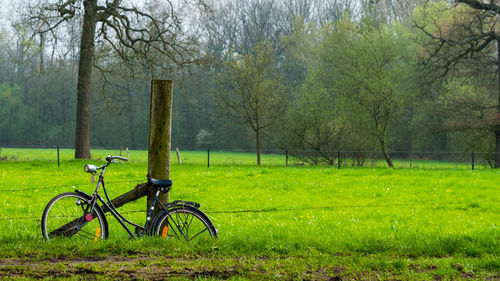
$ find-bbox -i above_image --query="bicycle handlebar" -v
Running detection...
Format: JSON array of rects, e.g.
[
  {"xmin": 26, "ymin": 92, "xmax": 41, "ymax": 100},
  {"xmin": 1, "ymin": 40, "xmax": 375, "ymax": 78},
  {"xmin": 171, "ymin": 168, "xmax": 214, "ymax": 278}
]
[{"xmin": 84, "ymin": 155, "xmax": 128, "ymax": 174}]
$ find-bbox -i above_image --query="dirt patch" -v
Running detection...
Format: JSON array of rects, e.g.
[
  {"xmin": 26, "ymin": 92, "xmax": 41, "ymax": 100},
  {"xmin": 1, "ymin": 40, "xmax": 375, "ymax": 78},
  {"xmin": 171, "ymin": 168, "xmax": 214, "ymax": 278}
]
[
  {"xmin": 0, "ymin": 255, "xmax": 348, "ymax": 280},
  {"xmin": 132, "ymin": 265, "xmax": 244, "ymax": 280},
  {"xmin": 0, "ymin": 254, "xmax": 494, "ymax": 280},
  {"xmin": 0, "ymin": 255, "xmax": 136, "ymax": 267}
]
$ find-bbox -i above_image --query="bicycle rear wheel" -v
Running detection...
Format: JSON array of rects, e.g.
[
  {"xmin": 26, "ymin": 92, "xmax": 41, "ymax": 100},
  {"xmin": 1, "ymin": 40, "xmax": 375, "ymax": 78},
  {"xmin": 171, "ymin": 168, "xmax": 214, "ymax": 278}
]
[
  {"xmin": 152, "ymin": 206, "xmax": 217, "ymax": 241},
  {"xmin": 41, "ymin": 192, "xmax": 108, "ymax": 240}
]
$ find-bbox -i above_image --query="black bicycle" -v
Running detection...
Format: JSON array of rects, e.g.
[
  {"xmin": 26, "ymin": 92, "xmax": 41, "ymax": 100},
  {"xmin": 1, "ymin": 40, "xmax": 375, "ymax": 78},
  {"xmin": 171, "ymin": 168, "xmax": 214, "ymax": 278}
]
[{"xmin": 41, "ymin": 155, "xmax": 218, "ymax": 241}]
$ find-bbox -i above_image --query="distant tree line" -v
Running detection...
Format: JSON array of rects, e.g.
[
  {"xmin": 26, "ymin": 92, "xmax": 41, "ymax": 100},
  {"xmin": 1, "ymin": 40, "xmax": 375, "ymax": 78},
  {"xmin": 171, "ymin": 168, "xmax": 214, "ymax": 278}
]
[{"xmin": 0, "ymin": 0, "xmax": 498, "ymax": 167}]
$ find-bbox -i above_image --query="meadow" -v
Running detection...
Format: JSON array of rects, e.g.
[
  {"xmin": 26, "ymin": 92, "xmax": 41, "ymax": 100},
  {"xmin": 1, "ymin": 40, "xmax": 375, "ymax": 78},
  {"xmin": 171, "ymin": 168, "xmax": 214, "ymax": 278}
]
[{"xmin": 0, "ymin": 148, "xmax": 498, "ymax": 280}]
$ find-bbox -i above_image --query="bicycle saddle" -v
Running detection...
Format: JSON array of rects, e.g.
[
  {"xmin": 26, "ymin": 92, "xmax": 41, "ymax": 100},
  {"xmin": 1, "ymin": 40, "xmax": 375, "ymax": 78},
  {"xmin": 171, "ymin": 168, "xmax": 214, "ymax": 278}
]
[{"xmin": 150, "ymin": 178, "xmax": 173, "ymax": 187}]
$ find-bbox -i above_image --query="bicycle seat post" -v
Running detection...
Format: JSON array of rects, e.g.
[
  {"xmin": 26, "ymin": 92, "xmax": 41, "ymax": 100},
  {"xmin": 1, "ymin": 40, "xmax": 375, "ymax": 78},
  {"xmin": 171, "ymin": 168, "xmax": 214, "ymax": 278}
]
[
  {"xmin": 144, "ymin": 178, "xmax": 172, "ymax": 231},
  {"xmin": 145, "ymin": 188, "xmax": 161, "ymax": 230}
]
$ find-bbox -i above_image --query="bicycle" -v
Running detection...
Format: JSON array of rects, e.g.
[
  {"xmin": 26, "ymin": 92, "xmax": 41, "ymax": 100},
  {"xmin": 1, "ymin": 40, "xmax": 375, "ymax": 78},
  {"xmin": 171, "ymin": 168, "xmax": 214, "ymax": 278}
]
[{"xmin": 41, "ymin": 155, "xmax": 218, "ymax": 241}]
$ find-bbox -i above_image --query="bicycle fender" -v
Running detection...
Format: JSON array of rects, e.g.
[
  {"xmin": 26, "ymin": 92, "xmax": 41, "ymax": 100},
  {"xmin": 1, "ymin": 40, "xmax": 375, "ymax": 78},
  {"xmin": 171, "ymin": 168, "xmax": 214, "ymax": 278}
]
[{"xmin": 74, "ymin": 190, "xmax": 109, "ymax": 239}]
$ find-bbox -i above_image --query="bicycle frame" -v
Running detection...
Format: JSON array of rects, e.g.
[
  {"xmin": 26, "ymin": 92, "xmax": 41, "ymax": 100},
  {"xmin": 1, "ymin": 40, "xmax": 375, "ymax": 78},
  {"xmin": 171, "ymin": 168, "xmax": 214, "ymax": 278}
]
[{"xmin": 85, "ymin": 163, "xmax": 166, "ymax": 238}]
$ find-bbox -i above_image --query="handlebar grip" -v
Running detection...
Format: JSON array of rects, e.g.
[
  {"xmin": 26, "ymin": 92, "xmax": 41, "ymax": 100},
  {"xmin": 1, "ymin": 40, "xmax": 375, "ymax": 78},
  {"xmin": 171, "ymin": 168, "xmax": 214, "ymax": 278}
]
[{"xmin": 106, "ymin": 155, "xmax": 129, "ymax": 162}]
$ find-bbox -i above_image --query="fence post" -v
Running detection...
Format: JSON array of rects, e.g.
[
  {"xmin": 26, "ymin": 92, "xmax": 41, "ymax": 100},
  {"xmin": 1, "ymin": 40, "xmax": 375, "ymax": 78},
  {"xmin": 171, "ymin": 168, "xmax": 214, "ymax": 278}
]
[
  {"xmin": 147, "ymin": 80, "xmax": 173, "ymax": 226},
  {"xmin": 57, "ymin": 145, "xmax": 60, "ymax": 167},
  {"xmin": 285, "ymin": 145, "xmax": 289, "ymax": 166},
  {"xmin": 207, "ymin": 148, "xmax": 210, "ymax": 168},
  {"xmin": 472, "ymin": 151, "xmax": 475, "ymax": 171},
  {"xmin": 337, "ymin": 150, "xmax": 341, "ymax": 169},
  {"xmin": 176, "ymin": 147, "xmax": 182, "ymax": 164}
]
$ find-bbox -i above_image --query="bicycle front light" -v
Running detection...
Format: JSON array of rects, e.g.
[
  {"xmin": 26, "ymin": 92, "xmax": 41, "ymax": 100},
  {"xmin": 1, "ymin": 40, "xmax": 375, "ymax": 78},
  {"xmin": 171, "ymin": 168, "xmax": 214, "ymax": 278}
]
[{"xmin": 84, "ymin": 164, "xmax": 97, "ymax": 174}]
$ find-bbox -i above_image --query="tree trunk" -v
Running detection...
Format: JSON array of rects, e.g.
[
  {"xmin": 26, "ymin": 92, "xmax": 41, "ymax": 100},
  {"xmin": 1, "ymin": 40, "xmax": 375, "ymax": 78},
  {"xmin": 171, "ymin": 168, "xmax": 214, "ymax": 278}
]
[
  {"xmin": 74, "ymin": 0, "xmax": 97, "ymax": 159},
  {"xmin": 147, "ymin": 80, "xmax": 173, "ymax": 228},
  {"xmin": 381, "ymin": 142, "xmax": 394, "ymax": 168},
  {"xmin": 495, "ymin": 39, "xmax": 500, "ymax": 168},
  {"xmin": 378, "ymin": 134, "xmax": 394, "ymax": 168},
  {"xmin": 39, "ymin": 33, "xmax": 44, "ymax": 73},
  {"xmin": 15, "ymin": 40, "xmax": 25, "ymax": 86},
  {"xmin": 126, "ymin": 88, "xmax": 135, "ymax": 147}
]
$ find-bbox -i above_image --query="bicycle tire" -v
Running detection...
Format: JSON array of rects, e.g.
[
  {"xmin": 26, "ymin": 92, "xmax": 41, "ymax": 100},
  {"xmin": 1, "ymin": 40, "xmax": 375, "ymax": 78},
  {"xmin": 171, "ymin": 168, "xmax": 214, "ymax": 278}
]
[
  {"xmin": 41, "ymin": 192, "xmax": 108, "ymax": 240},
  {"xmin": 152, "ymin": 205, "xmax": 217, "ymax": 240}
]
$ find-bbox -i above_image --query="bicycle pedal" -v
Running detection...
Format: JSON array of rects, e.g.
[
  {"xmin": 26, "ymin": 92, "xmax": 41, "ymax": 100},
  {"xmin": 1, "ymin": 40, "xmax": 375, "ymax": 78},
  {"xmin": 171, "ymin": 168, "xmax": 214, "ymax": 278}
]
[{"xmin": 135, "ymin": 227, "xmax": 144, "ymax": 235}]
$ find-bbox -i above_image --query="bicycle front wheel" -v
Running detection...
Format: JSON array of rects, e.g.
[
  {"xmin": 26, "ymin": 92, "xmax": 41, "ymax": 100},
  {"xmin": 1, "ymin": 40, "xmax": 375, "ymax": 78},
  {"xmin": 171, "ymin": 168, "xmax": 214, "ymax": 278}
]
[
  {"xmin": 41, "ymin": 192, "xmax": 108, "ymax": 241},
  {"xmin": 153, "ymin": 206, "xmax": 217, "ymax": 241}
]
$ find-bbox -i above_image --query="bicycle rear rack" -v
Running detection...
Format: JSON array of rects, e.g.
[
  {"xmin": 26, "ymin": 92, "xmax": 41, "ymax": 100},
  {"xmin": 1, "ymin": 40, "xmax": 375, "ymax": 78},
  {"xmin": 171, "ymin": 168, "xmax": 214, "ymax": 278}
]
[{"xmin": 170, "ymin": 200, "xmax": 200, "ymax": 208}]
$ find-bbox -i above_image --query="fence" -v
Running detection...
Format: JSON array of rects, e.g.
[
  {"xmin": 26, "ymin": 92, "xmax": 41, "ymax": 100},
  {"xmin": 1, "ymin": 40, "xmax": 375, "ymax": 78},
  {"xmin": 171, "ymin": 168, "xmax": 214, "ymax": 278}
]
[
  {"xmin": 0, "ymin": 145, "xmax": 497, "ymax": 170},
  {"xmin": 0, "ymin": 179, "xmax": 488, "ymax": 222}
]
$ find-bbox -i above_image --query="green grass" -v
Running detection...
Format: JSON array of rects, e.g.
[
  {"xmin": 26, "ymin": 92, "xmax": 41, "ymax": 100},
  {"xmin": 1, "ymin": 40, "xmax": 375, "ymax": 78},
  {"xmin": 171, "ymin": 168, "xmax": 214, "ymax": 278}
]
[{"xmin": 0, "ymin": 148, "xmax": 498, "ymax": 280}]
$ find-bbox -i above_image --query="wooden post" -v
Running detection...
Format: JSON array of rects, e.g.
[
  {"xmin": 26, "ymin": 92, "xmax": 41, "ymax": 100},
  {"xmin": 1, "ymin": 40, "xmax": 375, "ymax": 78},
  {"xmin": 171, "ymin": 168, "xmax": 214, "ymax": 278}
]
[
  {"xmin": 472, "ymin": 151, "xmax": 475, "ymax": 171},
  {"xmin": 57, "ymin": 145, "xmax": 60, "ymax": 167},
  {"xmin": 176, "ymin": 147, "xmax": 182, "ymax": 164},
  {"xmin": 126, "ymin": 147, "xmax": 129, "ymax": 159},
  {"xmin": 207, "ymin": 148, "xmax": 210, "ymax": 168},
  {"xmin": 120, "ymin": 146, "xmax": 123, "ymax": 156},
  {"xmin": 337, "ymin": 150, "xmax": 341, "ymax": 169},
  {"xmin": 147, "ymin": 80, "xmax": 174, "ymax": 225},
  {"xmin": 285, "ymin": 146, "xmax": 289, "ymax": 166}
]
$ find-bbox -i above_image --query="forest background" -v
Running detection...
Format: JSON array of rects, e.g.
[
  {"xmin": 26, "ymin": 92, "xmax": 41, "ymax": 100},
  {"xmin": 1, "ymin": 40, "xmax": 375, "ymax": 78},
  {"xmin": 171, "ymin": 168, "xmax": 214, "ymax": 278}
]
[{"xmin": 0, "ymin": 0, "xmax": 497, "ymax": 167}]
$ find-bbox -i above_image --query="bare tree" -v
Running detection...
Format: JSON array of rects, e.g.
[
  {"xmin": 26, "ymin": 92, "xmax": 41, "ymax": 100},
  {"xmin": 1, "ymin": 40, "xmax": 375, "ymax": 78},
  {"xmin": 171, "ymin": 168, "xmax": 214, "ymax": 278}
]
[
  {"xmin": 203, "ymin": 0, "xmax": 290, "ymax": 58},
  {"xmin": 20, "ymin": 0, "xmax": 206, "ymax": 158},
  {"xmin": 361, "ymin": 0, "xmax": 428, "ymax": 21},
  {"xmin": 215, "ymin": 42, "xmax": 286, "ymax": 165},
  {"xmin": 316, "ymin": 0, "xmax": 356, "ymax": 25},
  {"xmin": 412, "ymin": 0, "xmax": 500, "ymax": 168}
]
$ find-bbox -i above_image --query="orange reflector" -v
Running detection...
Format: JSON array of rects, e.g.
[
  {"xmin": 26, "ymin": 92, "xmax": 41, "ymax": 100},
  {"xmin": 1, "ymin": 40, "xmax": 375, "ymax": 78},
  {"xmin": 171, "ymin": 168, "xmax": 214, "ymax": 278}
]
[
  {"xmin": 161, "ymin": 226, "xmax": 169, "ymax": 238},
  {"xmin": 94, "ymin": 228, "xmax": 101, "ymax": 242}
]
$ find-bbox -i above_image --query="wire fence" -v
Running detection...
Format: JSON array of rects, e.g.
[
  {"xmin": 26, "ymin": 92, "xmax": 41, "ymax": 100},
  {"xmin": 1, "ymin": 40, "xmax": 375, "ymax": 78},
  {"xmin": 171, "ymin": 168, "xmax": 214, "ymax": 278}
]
[
  {"xmin": 0, "ymin": 145, "xmax": 497, "ymax": 170},
  {"xmin": 0, "ymin": 201, "xmax": 486, "ymax": 222},
  {"xmin": 0, "ymin": 146, "xmax": 495, "ymax": 225},
  {"xmin": 0, "ymin": 179, "xmax": 489, "ymax": 222}
]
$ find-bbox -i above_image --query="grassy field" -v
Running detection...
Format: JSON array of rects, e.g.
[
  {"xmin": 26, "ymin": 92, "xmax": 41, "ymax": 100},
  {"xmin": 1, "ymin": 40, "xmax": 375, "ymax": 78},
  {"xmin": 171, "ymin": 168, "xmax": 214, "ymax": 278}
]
[{"xmin": 0, "ymin": 148, "xmax": 498, "ymax": 280}]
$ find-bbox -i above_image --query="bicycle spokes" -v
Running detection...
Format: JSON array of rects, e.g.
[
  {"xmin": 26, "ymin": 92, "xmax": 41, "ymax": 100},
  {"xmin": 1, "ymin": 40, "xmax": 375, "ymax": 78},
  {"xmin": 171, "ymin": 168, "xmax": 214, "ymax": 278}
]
[
  {"xmin": 163, "ymin": 210, "xmax": 210, "ymax": 241},
  {"xmin": 48, "ymin": 216, "xmax": 83, "ymax": 238},
  {"xmin": 73, "ymin": 227, "xmax": 102, "ymax": 241},
  {"xmin": 42, "ymin": 193, "xmax": 107, "ymax": 241}
]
